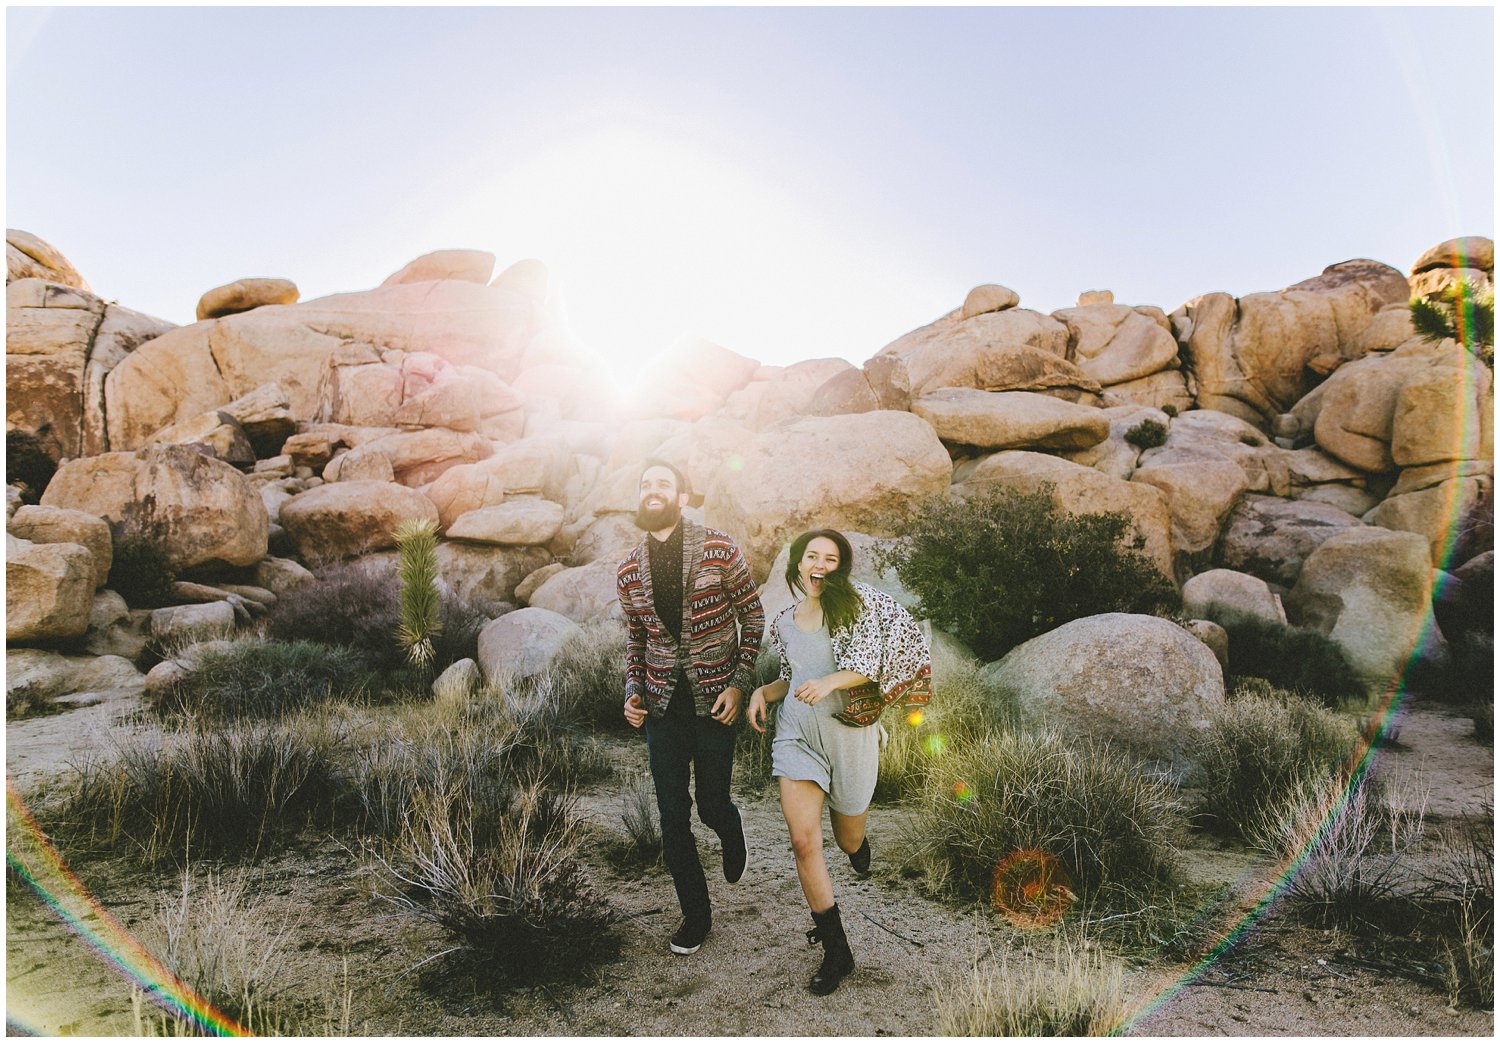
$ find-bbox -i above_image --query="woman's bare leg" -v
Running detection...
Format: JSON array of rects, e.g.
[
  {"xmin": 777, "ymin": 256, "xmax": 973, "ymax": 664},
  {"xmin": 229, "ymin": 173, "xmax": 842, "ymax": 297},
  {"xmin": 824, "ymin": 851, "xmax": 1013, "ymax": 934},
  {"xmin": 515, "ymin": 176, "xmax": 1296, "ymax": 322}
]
[
  {"xmin": 779, "ymin": 777, "xmax": 835, "ymax": 912},
  {"xmin": 829, "ymin": 808, "xmax": 869, "ymax": 855}
]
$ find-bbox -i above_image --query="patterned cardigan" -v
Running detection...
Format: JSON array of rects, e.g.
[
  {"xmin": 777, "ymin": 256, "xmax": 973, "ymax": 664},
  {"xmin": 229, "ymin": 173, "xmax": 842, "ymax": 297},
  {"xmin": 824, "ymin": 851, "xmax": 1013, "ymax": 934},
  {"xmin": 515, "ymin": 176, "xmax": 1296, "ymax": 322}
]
[
  {"xmin": 617, "ymin": 521, "xmax": 765, "ymax": 717},
  {"xmin": 770, "ymin": 581, "xmax": 932, "ymax": 727}
]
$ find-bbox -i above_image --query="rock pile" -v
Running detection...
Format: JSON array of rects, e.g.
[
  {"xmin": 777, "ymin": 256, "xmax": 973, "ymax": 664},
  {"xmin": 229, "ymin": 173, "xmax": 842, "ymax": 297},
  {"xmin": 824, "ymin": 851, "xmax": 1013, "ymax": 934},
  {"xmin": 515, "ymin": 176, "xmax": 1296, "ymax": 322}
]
[{"xmin": 7, "ymin": 228, "xmax": 1493, "ymax": 756}]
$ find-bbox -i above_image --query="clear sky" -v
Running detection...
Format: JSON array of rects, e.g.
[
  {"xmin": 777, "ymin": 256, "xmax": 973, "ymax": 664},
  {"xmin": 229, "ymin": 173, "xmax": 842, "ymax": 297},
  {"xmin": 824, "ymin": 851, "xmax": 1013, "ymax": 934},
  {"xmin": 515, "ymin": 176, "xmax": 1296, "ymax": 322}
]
[{"xmin": 6, "ymin": 6, "xmax": 1494, "ymax": 374}]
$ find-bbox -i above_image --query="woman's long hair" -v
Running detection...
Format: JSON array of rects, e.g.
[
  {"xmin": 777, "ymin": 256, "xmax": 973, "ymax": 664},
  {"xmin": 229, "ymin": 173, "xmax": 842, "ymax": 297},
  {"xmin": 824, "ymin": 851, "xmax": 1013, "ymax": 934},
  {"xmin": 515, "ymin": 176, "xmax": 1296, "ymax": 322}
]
[{"xmin": 785, "ymin": 529, "xmax": 863, "ymax": 635}]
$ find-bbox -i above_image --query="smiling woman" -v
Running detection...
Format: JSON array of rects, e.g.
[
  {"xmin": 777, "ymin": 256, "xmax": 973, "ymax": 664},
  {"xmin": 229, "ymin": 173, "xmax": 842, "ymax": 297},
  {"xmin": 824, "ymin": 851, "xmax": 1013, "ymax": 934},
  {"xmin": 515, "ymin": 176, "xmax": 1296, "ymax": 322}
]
[{"xmin": 447, "ymin": 121, "xmax": 944, "ymax": 378}]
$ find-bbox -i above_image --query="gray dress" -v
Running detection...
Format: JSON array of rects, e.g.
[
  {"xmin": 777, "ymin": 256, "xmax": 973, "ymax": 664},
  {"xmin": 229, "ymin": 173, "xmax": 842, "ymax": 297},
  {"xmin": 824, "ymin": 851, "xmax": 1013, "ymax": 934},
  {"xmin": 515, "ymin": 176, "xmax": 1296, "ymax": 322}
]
[{"xmin": 770, "ymin": 607, "xmax": 881, "ymax": 815}]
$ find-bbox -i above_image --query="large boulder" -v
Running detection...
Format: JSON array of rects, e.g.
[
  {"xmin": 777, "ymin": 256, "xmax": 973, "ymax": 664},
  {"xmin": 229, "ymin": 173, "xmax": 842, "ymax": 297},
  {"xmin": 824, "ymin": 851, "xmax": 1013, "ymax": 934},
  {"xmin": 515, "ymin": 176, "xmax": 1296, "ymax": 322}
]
[
  {"xmin": 196, "ymin": 278, "xmax": 299, "ymax": 321},
  {"xmin": 149, "ymin": 602, "xmax": 237, "ymax": 646},
  {"xmin": 104, "ymin": 278, "xmax": 547, "ymax": 449},
  {"xmin": 626, "ymin": 336, "xmax": 760, "ymax": 421},
  {"xmin": 1286, "ymin": 527, "xmax": 1436, "ymax": 683},
  {"xmin": 956, "ymin": 450, "xmax": 1175, "ymax": 583},
  {"xmin": 447, "ymin": 499, "xmax": 565, "ymax": 546},
  {"xmin": 1311, "ymin": 344, "xmax": 1487, "ymax": 473},
  {"xmin": 1055, "ymin": 404, "xmax": 1169, "ymax": 481},
  {"xmin": 426, "ymin": 439, "xmax": 569, "ymax": 529},
  {"xmin": 911, "ymin": 389, "xmax": 1110, "ymax": 450},
  {"xmin": 278, "ymin": 480, "xmax": 438, "ymax": 559},
  {"xmin": 1411, "ymin": 236, "xmax": 1494, "ymax": 277},
  {"xmin": 1051, "ymin": 303, "xmax": 1181, "ymax": 387},
  {"xmin": 40, "ymin": 444, "xmax": 267, "ymax": 571},
  {"xmin": 1215, "ymin": 494, "xmax": 1365, "ymax": 589},
  {"xmin": 980, "ymin": 613, "xmax": 1224, "ymax": 775},
  {"xmin": 1181, "ymin": 568, "xmax": 1283, "ymax": 626},
  {"xmin": 8, "ymin": 505, "xmax": 112, "ymax": 589},
  {"xmin": 1173, "ymin": 260, "xmax": 1412, "ymax": 424},
  {"xmin": 6, "ymin": 537, "xmax": 94, "ymax": 641},
  {"xmin": 719, "ymin": 358, "xmax": 857, "ymax": 429},
  {"xmin": 874, "ymin": 309, "xmax": 1071, "ymax": 397},
  {"xmin": 960, "ymin": 283, "xmax": 1020, "ymax": 318},
  {"xmin": 1365, "ymin": 475, "xmax": 1493, "ymax": 568},
  {"xmin": 1131, "ymin": 441, "xmax": 1251, "ymax": 573},
  {"xmin": 381, "ymin": 249, "xmax": 496, "ymax": 287},
  {"xmin": 705, "ymin": 410, "xmax": 952, "ymax": 581},
  {"xmin": 7, "ymin": 230, "xmax": 91, "ymax": 289},
  {"xmin": 525, "ymin": 559, "xmax": 623, "ymax": 624},
  {"xmin": 7, "ymin": 279, "xmax": 176, "ymax": 459},
  {"xmin": 144, "ymin": 410, "xmax": 255, "ymax": 466},
  {"xmin": 808, "ymin": 354, "xmax": 913, "ymax": 417},
  {"xmin": 435, "ymin": 542, "xmax": 551, "ymax": 614},
  {"xmin": 477, "ymin": 607, "xmax": 582, "ymax": 685}
]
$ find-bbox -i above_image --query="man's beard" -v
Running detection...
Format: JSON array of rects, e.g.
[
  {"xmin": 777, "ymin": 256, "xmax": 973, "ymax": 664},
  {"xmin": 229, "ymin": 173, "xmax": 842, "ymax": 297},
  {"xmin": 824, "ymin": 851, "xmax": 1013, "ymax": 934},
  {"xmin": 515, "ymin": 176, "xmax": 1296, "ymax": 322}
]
[{"xmin": 634, "ymin": 499, "xmax": 682, "ymax": 532}]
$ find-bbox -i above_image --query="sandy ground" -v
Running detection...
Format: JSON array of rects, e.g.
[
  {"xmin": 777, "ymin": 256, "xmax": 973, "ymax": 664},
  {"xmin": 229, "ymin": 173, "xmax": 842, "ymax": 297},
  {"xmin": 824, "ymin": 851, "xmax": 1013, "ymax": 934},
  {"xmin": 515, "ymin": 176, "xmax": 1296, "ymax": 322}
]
[{"xmin": 4, "ymin": 694, "xmax": 1493, "ymax": 1037}]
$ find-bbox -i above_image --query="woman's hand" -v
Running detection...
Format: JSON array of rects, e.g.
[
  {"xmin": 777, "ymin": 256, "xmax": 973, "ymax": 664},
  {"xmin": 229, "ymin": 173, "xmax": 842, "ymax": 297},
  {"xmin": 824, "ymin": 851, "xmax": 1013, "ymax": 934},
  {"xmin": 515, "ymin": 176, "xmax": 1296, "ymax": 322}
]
[
  {"xmin": 747, "ymin": 689, "xmax": 769, "ymax": 733},
  {"xmin": 794, "ymin": 674, "xmax": 845, "ymax": 706}
]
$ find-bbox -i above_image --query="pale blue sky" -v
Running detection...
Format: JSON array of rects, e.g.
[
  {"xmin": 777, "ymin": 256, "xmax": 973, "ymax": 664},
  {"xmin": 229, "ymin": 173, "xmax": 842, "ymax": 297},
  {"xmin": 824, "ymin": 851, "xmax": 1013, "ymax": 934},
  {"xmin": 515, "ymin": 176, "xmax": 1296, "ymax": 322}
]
[{"xmin": 7, "ymin": 6, "xmax": 1494, "ymax": 371}]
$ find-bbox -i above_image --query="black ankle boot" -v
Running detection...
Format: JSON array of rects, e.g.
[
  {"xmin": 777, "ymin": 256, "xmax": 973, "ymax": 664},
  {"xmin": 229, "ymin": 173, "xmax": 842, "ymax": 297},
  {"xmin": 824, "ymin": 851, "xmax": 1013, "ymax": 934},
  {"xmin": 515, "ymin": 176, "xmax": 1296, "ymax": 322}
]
[
  {"xmin": 806, "ymin": 904, "xmax": 855, "ymax": 995},
  {"xmin": 848, "ymin": 837, "xmax": 871, "ymax": 875}
]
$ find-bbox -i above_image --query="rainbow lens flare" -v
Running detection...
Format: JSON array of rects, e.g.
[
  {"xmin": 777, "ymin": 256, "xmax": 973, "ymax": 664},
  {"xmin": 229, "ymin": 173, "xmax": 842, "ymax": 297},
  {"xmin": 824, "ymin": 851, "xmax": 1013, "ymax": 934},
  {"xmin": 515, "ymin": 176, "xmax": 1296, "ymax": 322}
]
[{"xmin": 991, "ymin": 849, "xmax": 1076, "ymax": 929}]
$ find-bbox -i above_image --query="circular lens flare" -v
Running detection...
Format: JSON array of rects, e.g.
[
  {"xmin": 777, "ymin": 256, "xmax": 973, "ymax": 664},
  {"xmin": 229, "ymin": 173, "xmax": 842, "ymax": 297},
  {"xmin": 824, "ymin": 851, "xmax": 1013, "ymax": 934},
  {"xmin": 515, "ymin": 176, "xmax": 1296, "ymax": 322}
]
[
  {"xmin": 991, "ymin": 849, "xmax": 1075, "ymax": 929},
  {"xmin": 905, "ymin": 709, "xmax": 925, "ymax": 727},
  {"xmin": 924, "ymin": 734, "xmax": 947, "ymax": 757},
  {"xmin": 951, "ymin": 779, "xmax": 973, "ymax": 803}
]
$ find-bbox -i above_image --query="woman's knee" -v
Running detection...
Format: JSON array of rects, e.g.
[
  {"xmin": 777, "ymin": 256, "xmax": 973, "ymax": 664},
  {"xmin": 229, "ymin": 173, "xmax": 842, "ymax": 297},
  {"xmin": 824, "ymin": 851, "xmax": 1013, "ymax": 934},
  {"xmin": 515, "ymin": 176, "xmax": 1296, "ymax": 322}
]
[{"xmin": 788, "ymin": 827, "xmax": 824, "ymax": 863}]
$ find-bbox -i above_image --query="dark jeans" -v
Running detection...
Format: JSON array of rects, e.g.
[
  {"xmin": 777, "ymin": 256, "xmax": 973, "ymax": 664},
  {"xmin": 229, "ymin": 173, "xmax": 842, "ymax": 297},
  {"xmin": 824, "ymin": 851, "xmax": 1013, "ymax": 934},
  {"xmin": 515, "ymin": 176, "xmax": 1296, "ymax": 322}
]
[{"xmin": 644, "ymin": 710, "xmax": 739, "ymax": 926}]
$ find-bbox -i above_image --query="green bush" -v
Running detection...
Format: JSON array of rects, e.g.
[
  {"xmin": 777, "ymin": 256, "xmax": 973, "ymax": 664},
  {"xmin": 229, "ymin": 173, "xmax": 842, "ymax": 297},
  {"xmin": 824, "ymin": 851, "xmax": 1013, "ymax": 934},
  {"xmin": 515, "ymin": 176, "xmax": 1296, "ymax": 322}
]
[
  {"xmin": 152, "ymin": 639, "xmax": 371, "ymax": 721},
  {"xmin": 1161, "ymin": 404, "xmax": 1179, "ymax": 418},
  {"xmin": 1220, "ymin": 613, "xmax": 1365, "ymax": 705},
  {"xmin": 263, "ymin": 562, "xmax": 484, "ymax": 678},
  {"xmin": 877, "ymin": 485, "xmax": 1179, "ymax": 660},
  {"xmin": 907, "ymin": 730, "xmax": 1181, "ymax": 902},
  {"xmin": 1189, "ymin": 685, "xmax": 1359, "ymax": 839},
  {"xmin": 1124, "ymin": 418, "xmax": 1168, "ymax": 450}
]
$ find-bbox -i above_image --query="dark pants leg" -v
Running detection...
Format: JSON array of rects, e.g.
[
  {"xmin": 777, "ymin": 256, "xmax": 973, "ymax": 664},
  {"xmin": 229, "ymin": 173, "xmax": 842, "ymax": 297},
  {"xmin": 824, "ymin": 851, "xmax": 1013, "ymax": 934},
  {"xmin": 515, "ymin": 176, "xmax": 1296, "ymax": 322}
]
[{"xmin": 645, "ymin": 712, "xmax": 738, "ymax": 926}]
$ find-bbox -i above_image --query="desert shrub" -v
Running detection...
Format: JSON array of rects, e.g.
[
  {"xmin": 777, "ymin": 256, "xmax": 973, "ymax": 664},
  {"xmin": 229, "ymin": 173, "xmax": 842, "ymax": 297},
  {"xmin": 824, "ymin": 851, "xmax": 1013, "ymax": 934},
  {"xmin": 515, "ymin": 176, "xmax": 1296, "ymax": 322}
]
[
  {"xmin": 1431, "ymin": 808, "xmax": 1494, "ymax": 1008},
  {"xmin": 6, "ymin": 680, "xmax": 61, "ymax": 720},
  {"xmin": 352, "ymin": 696, "xmax": 609, "ymax": 840},
  {"xmin": 108, "ymin": 535, "xmax": 178, "ymax": 609},
  {"xmin": 907, "ymin": 730, "xmax": 1181, "ymax": 902},
  {"xmin": 1123, "ymin": 418, "xmax": 1168, "ymax": 450},
  {"xmin": 263, "ymin": 562, "xmax": 484, "ymax": 679},
  {"xmin": 6, "ymin": 429, "xmax": 58, "ymax": 502},
  {"xmin": 877, "ymin": 485, "xmax": 1179, "ymax": 660},
  {"xmin": 1189, "ymin": 687, "xmax": 1359, "ymax": 838},
  {"xmin": 934, "ymin": 933, "xmax": 1129, "ymax": 1036},
  {"xmin": 141, "ymin": 869, "xmax": 298, "ymax": 1034},
  {"xmin": 1249, "ymin": 771, "xmax": 1427, "ymax": 929},
  {"xmin": 607, "ymin": 772, "xmax": 663, "ymax": 870},
  {"xmin": 1219, "ymin": 613, "xmax": 1365, "ymax": 705},
  {"xmin": 874, "ymin": 657, "xmax": 1018, "ymax": 804},
  {"xmin": 519, "ymin": 621, "xmax": 630, "ymax": 730},
  {"xmin": 1161, "ymin": 404, "xmax": 1179, "ymax": 418},
  {"xmin": 151, "ymin": 639, "xmax": 370, "ymax": 721},
  {"xmin": 369, "ymin": 778, "xmax": 619, "ymax": 984},
  {"xmin": 50, "ymin": 713, "xmax": 350, "ymax": 863}
]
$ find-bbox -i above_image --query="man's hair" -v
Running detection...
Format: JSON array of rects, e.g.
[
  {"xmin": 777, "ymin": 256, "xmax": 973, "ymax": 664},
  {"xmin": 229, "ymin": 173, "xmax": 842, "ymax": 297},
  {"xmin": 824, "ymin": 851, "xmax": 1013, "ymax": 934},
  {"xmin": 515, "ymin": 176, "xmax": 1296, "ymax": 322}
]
[{"xmin": 640, "ymin": 458, "xmax": 691, "ymax": 498}]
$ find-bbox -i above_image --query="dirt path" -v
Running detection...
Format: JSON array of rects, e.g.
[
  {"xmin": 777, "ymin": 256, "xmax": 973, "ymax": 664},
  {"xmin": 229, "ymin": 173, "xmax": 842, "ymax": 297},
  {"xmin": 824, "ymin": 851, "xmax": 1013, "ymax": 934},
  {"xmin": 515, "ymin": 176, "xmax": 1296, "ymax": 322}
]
[{"xmin": 5, "ymin": 696, "xmax": 1493, "ymax": 1036}]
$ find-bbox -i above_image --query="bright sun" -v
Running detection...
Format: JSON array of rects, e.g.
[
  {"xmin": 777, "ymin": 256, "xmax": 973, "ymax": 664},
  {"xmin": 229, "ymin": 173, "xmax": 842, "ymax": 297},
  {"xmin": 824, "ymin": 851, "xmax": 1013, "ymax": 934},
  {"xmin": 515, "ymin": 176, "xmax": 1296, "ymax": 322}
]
[{"xmin": 450, "ymin": 122, "xmax": 950, "ymax": 389}]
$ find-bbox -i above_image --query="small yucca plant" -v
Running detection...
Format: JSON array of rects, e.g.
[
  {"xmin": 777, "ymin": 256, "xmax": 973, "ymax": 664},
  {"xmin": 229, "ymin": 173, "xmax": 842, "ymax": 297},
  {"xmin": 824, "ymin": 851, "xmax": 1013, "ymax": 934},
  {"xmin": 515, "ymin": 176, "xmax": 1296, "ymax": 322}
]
[
  {"xmin": 394, "ymin": 518, "xmax": 442, "ymax": 668},
  {"xmin": 1410, "ymin": 279, "xmax": 1494, "ymax": 367}
]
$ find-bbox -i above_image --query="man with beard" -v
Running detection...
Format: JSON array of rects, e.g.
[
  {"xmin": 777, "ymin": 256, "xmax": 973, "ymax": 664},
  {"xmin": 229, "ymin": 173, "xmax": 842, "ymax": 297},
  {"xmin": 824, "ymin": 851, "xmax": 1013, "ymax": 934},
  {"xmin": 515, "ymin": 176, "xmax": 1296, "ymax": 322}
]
[{"xmin": 618, "ymin": 459, "xmax": 765, "ymax": 955}]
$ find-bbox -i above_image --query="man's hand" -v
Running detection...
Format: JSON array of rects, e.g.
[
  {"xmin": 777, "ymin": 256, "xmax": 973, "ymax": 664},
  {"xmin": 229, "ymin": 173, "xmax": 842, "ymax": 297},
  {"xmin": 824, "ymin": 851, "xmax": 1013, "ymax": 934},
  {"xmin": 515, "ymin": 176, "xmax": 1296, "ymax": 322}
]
[
  {"xmin": 710, "ymin": 686, "xmax": 743, "ymax": 726},
  {"xmin": 623, "ymin": 693, "xmax": 647, "ymax": 729}
]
